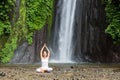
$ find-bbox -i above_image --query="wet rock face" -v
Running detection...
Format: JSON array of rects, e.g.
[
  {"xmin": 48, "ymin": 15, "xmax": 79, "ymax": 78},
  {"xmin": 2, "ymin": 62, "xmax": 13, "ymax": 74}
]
[
  {"xmin": 10, "ymin": 25, "xmax": 47, "ymax": 63},
  {"xmin": 106, "ymin": 41, "xmax": 120, "ymax": 63},
  {"xmin": 10, "ymin": 0, "xmax": 48, "ymax": 63},
  {"xmin": 73, "ymin": 0, "xmax": 120, "ymax": 63},
  {"xmin": 73, "ymin": 0, "xmax": 107, "ymax": 62},
  {"xmin": 10, "ymin": 42, "xmax": 34, "ymax": 63}
]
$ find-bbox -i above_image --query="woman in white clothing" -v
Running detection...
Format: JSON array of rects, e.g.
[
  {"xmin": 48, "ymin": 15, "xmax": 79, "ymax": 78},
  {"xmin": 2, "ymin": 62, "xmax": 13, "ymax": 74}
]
[{"xmin": 36, "ymin": 43, "xmax": 53, "ymax": 73}]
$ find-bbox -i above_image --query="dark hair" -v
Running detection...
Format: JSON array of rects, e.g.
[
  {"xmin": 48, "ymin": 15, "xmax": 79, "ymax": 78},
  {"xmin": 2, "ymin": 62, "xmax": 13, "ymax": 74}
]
[{"xmin": 42, "ymin": 49, "xmax": 48, "ymax": 57}]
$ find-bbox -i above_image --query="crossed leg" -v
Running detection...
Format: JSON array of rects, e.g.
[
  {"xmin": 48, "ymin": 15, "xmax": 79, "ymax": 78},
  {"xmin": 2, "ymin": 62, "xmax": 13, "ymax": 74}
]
[{"xmin": 36, "ymin": 67, "xmax": 53, "ymax": 73}]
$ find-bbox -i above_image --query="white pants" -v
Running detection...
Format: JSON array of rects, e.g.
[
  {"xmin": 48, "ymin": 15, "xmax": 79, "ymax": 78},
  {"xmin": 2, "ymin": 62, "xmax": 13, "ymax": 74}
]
[{"xmin": 36, "ymin": 67, "xmax": 53, "ymax": 72}]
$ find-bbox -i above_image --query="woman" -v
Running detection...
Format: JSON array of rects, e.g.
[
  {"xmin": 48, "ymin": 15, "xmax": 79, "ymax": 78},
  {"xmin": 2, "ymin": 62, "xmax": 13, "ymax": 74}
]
[{"xmin": 36, "ymin": 43, "xmax": 53, "ymax": 73}]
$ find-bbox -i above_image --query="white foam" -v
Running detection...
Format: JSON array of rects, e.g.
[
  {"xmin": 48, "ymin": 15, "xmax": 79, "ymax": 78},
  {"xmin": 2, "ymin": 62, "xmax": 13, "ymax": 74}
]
[{"xmin": 57, "ymin": 0, "xmax": 77, "ymax": 62}]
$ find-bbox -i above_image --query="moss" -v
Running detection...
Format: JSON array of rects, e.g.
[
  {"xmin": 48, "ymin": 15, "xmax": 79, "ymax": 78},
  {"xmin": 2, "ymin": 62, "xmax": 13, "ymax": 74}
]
[
  {"xmin": 47, "ymin": 0, "xmax": 55, "ymax": 37},
  {"xmin": 0, "ymin": 0, "xmax": 54, "ymax": 63}
]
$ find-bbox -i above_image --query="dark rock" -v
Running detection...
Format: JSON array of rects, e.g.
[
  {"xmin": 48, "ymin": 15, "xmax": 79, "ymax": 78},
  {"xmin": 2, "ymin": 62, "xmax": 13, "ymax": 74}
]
[
  {"xmin": 77, "ymin": 78, "xmax": 79, "ymax": 80},
  {"xmin": 70, "ymin": 66, "xmax": 74, "ymax": 69},
  {"xmin": 73, "ymin": 0, "xmax": 107, "ymax": 62},
  {"xmin": 49, "ymin": 0, "xmax": 107, "ymax": 63},
  {"xmin": 0, "ymin": 72, "xmax": 6, "ymax": 77},
  {"xmin": 10, "ymin": 25, "xmax": 48, "ymax": 63}
]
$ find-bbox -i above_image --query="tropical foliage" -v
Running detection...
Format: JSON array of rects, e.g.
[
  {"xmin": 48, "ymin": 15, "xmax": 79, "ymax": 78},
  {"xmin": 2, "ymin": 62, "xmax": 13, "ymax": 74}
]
[
  {"xmin": 105, "ymin": 0, "xmax": 120, "ymax": 44},
  {"xmin": 0, "ymin": 0, "xmax": 54, "ymax": 63}
]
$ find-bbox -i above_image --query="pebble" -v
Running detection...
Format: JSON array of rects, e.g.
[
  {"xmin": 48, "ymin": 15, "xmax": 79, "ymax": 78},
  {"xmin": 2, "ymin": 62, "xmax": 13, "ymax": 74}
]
[
  {"xmin": 0, "ymin": 71, "xmax": 6, "ymax": 77},
  {"xmin": 70, "ymin": 66, "xmax": 74, "ymax": 69},
  {"xmin": 0, "ymin": 65, "xmax": 120, "ymax": 80}
]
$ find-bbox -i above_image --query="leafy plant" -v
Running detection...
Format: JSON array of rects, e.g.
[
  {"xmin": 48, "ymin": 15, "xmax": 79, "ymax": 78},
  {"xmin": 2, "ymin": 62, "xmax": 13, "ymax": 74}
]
[
  {"xmin": 0, "ymin": 0, "xmax": 54, "ymax": 63},
  {"xmin": 105, "ymin": 0, "xmax": 120, "ymax": 44}
]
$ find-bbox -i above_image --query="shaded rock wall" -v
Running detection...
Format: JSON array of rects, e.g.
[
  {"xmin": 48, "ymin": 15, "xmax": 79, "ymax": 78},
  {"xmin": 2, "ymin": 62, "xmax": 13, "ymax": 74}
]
[
  {"xmin": 10, "ymin": 25, "xmax": 47, "ymax": 63},
  {"xmin": 73, "ymin": 0, "xmax": 107, "ymax": 62},
  {"xmin": 73, "ymin": 0, "xmax": 120, "ymax": 63},
  {"xmin": 10, "ymin": 0, "xmax": 48, "ymax": 63},
  {"xmin": 106, "ymin": 37, "xmax": 120, "ymax": 63}
]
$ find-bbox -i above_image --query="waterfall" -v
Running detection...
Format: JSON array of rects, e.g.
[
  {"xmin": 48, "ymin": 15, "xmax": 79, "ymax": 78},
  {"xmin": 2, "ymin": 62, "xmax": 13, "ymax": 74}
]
[
  {"xmin": 50, "ymin": 0, "xmax": 77, "ymax": 63},
  {"xmin": 10, "ymin": 0, "xmax": 107, "ymax": 64},
  {"xmin": 10, "ymin": 0, "xmax": 107, "ymax": 63}
]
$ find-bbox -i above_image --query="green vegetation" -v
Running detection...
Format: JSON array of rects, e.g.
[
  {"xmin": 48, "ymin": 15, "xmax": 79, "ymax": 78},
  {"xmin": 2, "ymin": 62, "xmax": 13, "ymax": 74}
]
[
  {"xmin": 1, "ymin": 0, "xmax": 119, "ymax": 63},
  {"xmin": 105, "ymin": 0, "xmax": 120, "ymax": 44},
  {"xmin": 0, "ymin": 0, "xmax": 54, "ymax": 63}
]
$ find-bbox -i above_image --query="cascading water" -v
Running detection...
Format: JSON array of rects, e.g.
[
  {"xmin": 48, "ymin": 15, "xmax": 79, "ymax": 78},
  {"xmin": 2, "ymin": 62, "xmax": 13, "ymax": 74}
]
[
  {"xmin": 10, "ymin": 0, "xmax": 107, "ymax": 63},
  {"xmin": 50, "ymin": 0, "xmax": 77, "ymax": 63}
]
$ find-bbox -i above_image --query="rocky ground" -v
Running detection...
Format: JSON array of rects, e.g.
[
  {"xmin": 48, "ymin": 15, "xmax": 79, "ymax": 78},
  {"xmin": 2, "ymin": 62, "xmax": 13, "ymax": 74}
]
[{"xmin": 0, "ymin": 64, "xmax": 120, "ymax": 80}]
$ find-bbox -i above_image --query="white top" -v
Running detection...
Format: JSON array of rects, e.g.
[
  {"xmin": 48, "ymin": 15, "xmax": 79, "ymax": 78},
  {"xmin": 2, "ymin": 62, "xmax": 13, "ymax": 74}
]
[{"xmin": 41, "ymin": 59, "xmax": 49, "ymax": 68}]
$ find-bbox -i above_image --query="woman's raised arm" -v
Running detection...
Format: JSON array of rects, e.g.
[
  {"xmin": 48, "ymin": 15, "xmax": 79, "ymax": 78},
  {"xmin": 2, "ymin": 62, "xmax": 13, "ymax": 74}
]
[
  {"xmin": 40, "ymin": 44, "xmax": 45, "ymax": 59},
  {"xmin": 45, "ymin": 44, "xmax": 50, "ymax": 57}
]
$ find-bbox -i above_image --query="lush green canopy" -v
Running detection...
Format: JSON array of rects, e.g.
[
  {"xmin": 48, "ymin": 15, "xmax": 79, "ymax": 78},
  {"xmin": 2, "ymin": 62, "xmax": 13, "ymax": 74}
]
[{"xmin": 0, "ymin": 0, "xmax": 54, "ymax": 63}]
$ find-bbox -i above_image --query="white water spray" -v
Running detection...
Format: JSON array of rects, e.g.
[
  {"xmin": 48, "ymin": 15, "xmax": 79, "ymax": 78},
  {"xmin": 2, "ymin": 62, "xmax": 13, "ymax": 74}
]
[
  {"xmin": 58, "ymin": 0, "xmax": 77, "ymax": 62},
  {"xmin": 50, "ymin": 0, "xmax": 77, "ymax": 63}
]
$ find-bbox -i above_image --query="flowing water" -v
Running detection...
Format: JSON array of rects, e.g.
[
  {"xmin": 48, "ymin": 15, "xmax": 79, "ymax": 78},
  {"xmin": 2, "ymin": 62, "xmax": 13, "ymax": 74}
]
[
  {"xmin": 9, "ymin": 0, "xmax": 108, "ymax": 63},
  {"xmin": 50, "ymin": 0, "xmax": 77, "ymax": 63}
]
